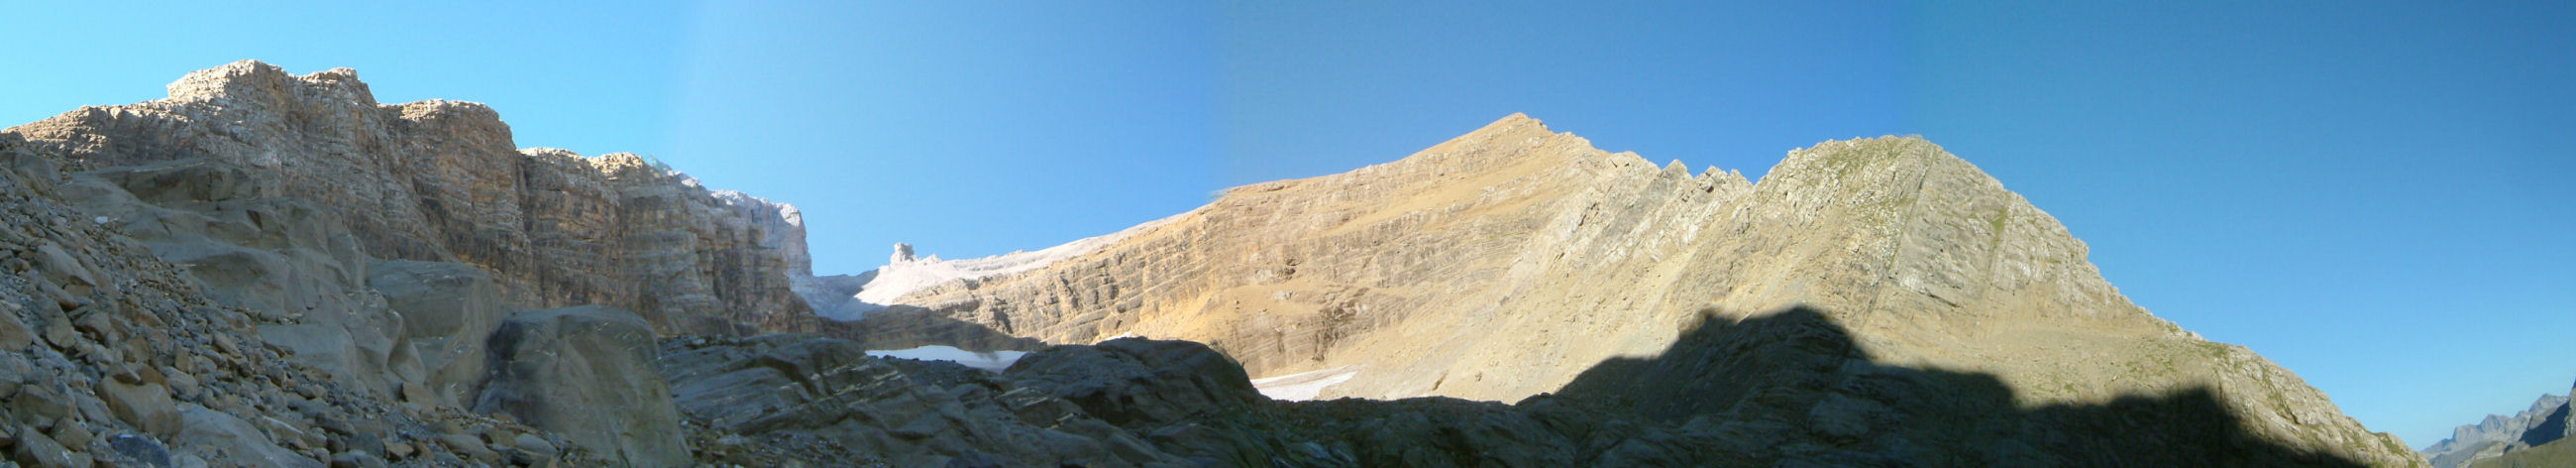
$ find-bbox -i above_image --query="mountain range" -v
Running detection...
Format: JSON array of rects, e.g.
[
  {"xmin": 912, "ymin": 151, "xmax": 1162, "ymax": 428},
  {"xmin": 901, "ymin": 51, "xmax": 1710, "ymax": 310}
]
[
  {"xmin": 2419, "ymin": 380, "xmax": 2573, "ymax": 468},
  {"xmin": 0, "ymin": 60, "xmax": 2426, "ymax": 466}
]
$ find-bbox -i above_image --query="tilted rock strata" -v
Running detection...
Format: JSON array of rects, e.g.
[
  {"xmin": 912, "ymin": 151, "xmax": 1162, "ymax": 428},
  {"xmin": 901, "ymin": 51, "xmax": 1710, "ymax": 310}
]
[
  {"xmin": 867, "ymin": 114, "xmax": 2423, "ymax": 466},
  {"xmin": 5, "ymin": 59, "xmax": 811, "ymax": 337}
]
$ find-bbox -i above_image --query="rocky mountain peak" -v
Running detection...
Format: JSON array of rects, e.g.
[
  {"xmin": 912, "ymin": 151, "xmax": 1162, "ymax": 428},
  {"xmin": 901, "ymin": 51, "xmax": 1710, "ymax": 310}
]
[{"xmin": 1375, "ymin": 113, "xmax": 1602, "ymax": 176}]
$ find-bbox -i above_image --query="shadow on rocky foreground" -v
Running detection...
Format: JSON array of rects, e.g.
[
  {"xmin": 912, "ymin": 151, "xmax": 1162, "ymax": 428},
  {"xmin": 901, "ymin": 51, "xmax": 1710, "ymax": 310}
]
[
  {"xmin": 665, "ymin": 305, "xmax": 2371, "ymax": 467},
  {"xmin": 1548, "ymin": 306, "xmax": 2368, "ymax": 467}
]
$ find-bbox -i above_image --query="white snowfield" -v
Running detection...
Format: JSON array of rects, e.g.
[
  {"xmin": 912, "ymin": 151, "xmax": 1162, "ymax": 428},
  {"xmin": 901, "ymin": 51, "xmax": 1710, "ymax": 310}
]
[
  {"xmin": 865, "ymin": 345, "xmax": 1028, "ymax": 373},
  {"xmin": 1249, "ymin": 366, "xmax": 1360, "ymax": 402},
  {"xmin": 797, "ymin": 214, "xmax": 1183, "ymax": 321}
]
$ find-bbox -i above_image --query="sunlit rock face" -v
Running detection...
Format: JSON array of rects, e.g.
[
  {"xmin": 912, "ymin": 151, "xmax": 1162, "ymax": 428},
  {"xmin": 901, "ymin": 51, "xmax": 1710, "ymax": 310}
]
[
  {"xmin": 6, "ymin": 59, "xmax": 812, "ymax": 337},
  {"xmin": 0, "ymin": 60, "xmax": 2427, "ymax": 467},
  {"xmin": 848, "ymin": 114, "xmax": 2422, "ymax": 466}
]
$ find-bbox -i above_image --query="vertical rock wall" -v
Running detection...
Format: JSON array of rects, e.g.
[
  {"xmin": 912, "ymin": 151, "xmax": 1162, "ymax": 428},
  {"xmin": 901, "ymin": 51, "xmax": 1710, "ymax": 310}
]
[{"xmin": 4, "ymin": 60, "xmax": 810, "ymax": 336}]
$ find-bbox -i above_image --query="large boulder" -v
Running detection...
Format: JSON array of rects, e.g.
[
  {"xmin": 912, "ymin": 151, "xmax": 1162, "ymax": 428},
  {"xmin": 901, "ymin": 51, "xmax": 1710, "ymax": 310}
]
[
  {"xmin": 658, "ymin": 335, "xmax": 1184, "ymax": 467},
  {"xmin": 173, "ymin": 404, "xmax": 322, "ymax": 468},
  {"xmin": 367, "ymin": 260, "xmax": 507, "ymax": 408},
  {"xmin": 1007, "ymin": 338, "xmax": 1265, "ymax": 427},
  {"xmin": 473, "ymin": 305, "xmax": 689, "ymax": 467}
]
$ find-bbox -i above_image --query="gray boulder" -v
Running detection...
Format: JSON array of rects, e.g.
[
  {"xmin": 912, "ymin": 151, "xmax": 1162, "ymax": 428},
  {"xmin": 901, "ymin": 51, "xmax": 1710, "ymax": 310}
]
[
  {"xmin": 658, "ymin": 335, "xmax": 1185, "ymax": 467},
  {"xmin": 367, "ymin": 260, "xmax": 507, "ymax": 408},
  {"xmin": 474, "ymin": 305, "xmax": 689, "ymax": 467},
  {"xmin": 1006, "ymin": 338, "xmax": 1264, "ymax": 426},
  {"xmin": 173, "ymin": 404, "xmax": 322, "ymax": 468}
]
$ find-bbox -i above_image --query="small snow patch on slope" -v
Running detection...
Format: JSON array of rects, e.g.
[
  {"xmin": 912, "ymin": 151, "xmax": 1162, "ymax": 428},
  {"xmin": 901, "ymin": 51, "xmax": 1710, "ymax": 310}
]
[
  {"xmin": 866, "ymin": 346, "xmax": 1027, "ymax": 373},
  {"xmin": 1251, "ymin": 366, "xmax": 1360, "ymax": 402}
]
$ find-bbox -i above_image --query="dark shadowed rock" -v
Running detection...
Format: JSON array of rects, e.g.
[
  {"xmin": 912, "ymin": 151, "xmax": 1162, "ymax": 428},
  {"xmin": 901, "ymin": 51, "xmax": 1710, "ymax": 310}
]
[
  {"xmin": 1007, "ymin": 338, "xmax": 1264, "ymax": 426},
  {"xmin": 657, "ymin": 335, "xmax": 1188, "ymax": 467},
  {"xmin": 474, "ymin": 305, "xmax": 688, "ymax": 467},
  {"xmin": 367, "ymin": 260, "xmax": 506, "ymax": 408}
]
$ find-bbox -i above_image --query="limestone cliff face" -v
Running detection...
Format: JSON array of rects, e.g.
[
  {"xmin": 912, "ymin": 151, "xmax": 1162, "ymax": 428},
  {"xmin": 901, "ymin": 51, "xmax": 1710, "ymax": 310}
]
[
  {"xmin": 862, "ymin": 114, "xmax": 2422, "ymax": 465},
  {"xmin": 4, "ymin": 60, "xmax": 809, "ymax": 336}
]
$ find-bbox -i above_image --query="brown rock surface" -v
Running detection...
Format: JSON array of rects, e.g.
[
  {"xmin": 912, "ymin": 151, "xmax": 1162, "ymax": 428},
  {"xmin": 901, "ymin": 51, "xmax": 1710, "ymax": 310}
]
[
  {"xmin": 0, "ymin": 136, "xmax": 594, "ymax": 467},
  {"xmin": 0, "ymin": 60, "xmax": 2426, "ymax": 466},
  {"xmin": 5, "ymin": 59, "xmax": 811, "ymax": 337},
  {"xmin": 861, "ymin": 114, "xmax": 2421, "ymax": 466}
]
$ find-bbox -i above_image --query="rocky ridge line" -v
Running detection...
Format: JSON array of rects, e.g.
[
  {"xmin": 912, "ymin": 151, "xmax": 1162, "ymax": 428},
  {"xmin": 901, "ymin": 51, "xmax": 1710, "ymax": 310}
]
[
  {"xmin": 854, "ymin": 114, "xmax": 2424, "ymax": 466},
  {"xmin": 0, "ymin": 60, "xmax": 2432, "ymax": 467},
  {"xmin": 6, "ymin": 60, "xmax": 813, "ymax": 337}
]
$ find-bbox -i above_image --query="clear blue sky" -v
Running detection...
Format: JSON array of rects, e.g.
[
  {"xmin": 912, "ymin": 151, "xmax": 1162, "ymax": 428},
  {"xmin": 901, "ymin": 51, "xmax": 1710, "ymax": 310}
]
[{"xmin": 4, "ymin": 1, "xmax": 2567, "ymax": 447}]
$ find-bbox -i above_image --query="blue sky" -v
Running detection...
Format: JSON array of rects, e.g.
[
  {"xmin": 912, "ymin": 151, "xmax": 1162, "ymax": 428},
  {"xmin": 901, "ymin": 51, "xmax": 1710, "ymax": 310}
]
[{"xmin": 4, "ymin": 1, "xmax": 2567, "ymax": 447}]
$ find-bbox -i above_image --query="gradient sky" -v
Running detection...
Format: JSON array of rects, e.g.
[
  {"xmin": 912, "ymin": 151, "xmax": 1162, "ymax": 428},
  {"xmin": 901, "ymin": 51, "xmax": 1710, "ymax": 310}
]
[{"xmin": 4, "ymin": 1, "xmax": 2567, "ymax": 447}]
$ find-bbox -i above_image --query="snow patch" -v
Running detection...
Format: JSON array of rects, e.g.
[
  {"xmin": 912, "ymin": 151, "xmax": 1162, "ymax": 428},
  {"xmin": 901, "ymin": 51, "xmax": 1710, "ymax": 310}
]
[
  {"xmin": 865, "ymin": 345, "xmax": 1027, "ymax": 373},
  {"xmin": 1250, "ymin": 366, "xmax": 1360, "ymax": 402}
]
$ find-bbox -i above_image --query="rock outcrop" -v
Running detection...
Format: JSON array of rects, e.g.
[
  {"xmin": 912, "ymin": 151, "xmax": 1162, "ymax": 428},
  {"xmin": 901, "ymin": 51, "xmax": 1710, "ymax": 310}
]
[
  {"xmin": 0, "ymin": 118, "xmax": 591, "ymax": 467},
  {"xmin": 2423, "ymin": 379, "xmax": 2573, "ymax": 468},
  {"xmin": 367, "ymin": 260, "xmax": 507, "ymax": 409},
  {"xmin": 658, "ymin": 334, "xmax": 1191, "ymax": 467},
  {"xmin": 474, "ymin": 305, "xmax": 690, "ymax": 467},
  {"xmin": 850, "ymin": 114, "xmax": 2423, "ymax": 465},
  {"xmin": 0, "ymin": 60, "xmax": 806, "ymax": 467},
  {"xmin": 6, "ymin": 59, "xmax": 811, "ymax": 337}
]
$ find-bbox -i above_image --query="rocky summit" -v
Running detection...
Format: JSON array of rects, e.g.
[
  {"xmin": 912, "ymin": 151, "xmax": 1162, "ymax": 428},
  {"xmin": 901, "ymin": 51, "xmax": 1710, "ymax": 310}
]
[{"xmin": 0, "ymin": 60, "xmax": 2423, "ymax": 467}]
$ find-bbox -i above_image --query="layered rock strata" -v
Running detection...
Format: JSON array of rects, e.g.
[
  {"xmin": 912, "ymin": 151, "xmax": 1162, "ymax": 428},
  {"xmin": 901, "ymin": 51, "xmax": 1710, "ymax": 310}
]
[
  {"xmin": 0, "ymin": 59, "xmax": 2432, "ymax": 467},
  {"xmin": 5, "ymin": 60, "xmax": 811, "ymax": 337},
  {"xmin": 0, "ymin": 60, "xmax": 797, "ymax": 466},
  {"xmin": 857, "ymin": 114, "xmax": 2423, "ymax": 465},
  {"xmin": 0, "ymin": 127, "xmax": 597, "ymax": 467}
]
